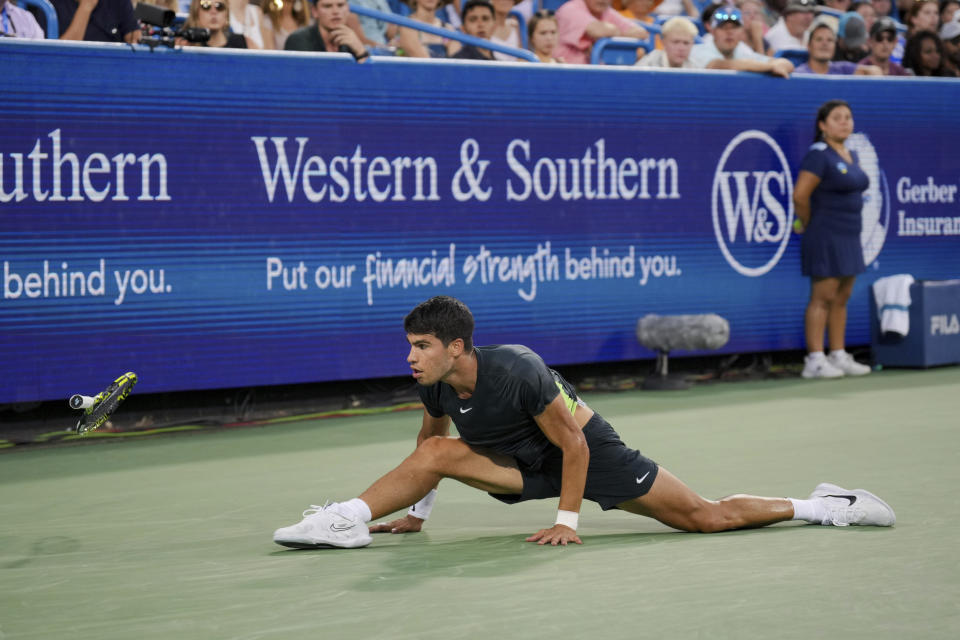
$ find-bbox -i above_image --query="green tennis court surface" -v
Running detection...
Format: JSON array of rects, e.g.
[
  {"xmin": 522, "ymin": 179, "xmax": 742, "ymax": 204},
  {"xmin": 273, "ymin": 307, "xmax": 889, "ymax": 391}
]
[{"xmin": 2, "ymin": 368, "xmax": 958, "ymax": 639}]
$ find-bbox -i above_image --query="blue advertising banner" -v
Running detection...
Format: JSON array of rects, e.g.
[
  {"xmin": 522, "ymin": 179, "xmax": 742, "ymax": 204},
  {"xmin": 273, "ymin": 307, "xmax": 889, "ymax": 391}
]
[{"xmin": 2, "ymin": 40, "xmax": 959, "ymax": 403}]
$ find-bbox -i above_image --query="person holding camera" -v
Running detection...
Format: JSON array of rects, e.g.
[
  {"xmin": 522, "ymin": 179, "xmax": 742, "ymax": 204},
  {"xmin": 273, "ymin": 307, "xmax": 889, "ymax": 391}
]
[{"xmin": 179, "ymin": 0, "xmax": 246, "ymax": 47}]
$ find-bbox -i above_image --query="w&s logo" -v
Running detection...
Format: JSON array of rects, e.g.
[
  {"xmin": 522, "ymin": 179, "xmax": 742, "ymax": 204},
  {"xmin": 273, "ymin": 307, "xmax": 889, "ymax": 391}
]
[{"xmin": 712, "ymin": 130, "xmax": 794, "ymax": 277}]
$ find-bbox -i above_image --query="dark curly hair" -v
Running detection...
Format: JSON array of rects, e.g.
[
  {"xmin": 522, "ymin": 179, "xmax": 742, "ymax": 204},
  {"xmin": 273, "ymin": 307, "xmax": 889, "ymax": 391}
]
[
  {"xmin": 903, "ymin": 30, "xmax": 957, "ymax": 76},
  {"xmin": 404, "ymin": 296, "xmax": 474, "ymax": 350}
]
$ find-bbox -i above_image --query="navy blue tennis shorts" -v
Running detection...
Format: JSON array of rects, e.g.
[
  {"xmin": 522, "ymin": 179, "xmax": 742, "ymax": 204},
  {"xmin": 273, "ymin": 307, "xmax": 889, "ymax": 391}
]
[{"xmin": 489, "ymin": 413, "xmax": 659, "ymax": 510}]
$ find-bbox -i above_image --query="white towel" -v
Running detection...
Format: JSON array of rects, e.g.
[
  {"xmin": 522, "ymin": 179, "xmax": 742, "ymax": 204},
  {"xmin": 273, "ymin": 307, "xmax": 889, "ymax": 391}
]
[{"xmin": 872, "ymin": 274, "xmax": 915, "ymax": 337}]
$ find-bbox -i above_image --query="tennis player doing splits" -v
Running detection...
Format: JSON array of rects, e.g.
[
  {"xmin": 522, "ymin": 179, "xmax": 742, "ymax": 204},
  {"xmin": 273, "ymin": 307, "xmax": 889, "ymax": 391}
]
[{"xmin": 273, "ymin": 296, "xmax": 895, "ymax": 549}]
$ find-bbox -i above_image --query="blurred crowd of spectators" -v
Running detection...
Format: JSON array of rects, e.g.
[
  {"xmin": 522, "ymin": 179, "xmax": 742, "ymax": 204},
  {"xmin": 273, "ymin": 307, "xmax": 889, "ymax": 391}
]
[{"xmin": 2, "ymin": 0, "xmax": 958, "ymax": 76}]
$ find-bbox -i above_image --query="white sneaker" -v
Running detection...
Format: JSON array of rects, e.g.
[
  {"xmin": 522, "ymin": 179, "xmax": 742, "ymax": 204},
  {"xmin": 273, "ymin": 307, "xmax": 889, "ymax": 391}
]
[
  {"xmin": 827, "ymin": 351, "xmax": 871, "ymax": 376},
  {"xmin": 273, "ymin": 502, "xmax": 373, "ymax": 549},
  {"xmin": 809, "ymin": 482, "xmax": 896, "ymax": 527},
  {"xmin": 801, "ymin": 354, "xmax": 844, "ymax": 379}
]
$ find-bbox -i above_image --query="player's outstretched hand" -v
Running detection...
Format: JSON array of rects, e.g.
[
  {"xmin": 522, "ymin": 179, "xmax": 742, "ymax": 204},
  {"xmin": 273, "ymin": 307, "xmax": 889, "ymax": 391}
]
[
  {"xmin": 525, "ymin": 524, "xmax": 583, "ymax": 546},
  {"xmin": 369, "ymin": 514, "xmax": 424, "ymax": 534}
]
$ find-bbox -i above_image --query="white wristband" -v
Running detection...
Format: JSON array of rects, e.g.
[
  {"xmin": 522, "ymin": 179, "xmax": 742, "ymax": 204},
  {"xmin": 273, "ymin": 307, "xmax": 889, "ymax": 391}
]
[
  {"xmin": 555, "ymin": 509, "xmax": 579, "ymax": 531},
  {"xmin": 408, "ymin": 489, "xmax": 437, "ymax": 520}
]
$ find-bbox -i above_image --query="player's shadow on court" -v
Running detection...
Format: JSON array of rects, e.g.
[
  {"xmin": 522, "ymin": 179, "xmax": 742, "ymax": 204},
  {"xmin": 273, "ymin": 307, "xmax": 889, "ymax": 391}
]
[
  {"xmin": 288, "ymin": 529, "xmax": 792, "ymax": 591},
  {"xmin": 268, "ymin": 524, "xmax": 810, "ymax": 591}
]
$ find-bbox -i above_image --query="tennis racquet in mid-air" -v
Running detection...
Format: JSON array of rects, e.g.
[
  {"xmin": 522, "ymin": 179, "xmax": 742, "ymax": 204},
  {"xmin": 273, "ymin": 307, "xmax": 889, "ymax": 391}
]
[{"xmin": 69, "ymin": 372, "xmax": 138, "ymax": 434}]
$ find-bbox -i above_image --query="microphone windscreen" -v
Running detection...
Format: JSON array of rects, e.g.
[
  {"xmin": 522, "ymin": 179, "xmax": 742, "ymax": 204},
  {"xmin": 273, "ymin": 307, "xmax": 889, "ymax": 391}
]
[{"xmin": 636, "ymin": 314, "xmax": 730, "ymax": 352}]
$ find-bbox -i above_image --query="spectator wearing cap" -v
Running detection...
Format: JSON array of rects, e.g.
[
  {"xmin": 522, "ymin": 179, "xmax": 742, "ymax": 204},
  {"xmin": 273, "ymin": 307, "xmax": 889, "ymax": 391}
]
[
  {"xmin": 836, "ymin": 11, "xmax": 870, "ymax": 60},
  {"xmin": 858, "ymin": 15, "xmax": 911, "ymax": 72},
  {"xmin": 852, "ymin": 0, "xmax": 877, "ymax": 34},
  {"xmin": 940, "ymin": 19, "xmax": 960, "ymax": 73},
  {"xmin": 51, "ymin": 0, "xmax": 141, "ymax": 42},
  {"xmin": 795, "ymin": 18, "xmax": 882, "ymax": 72},
  {"xmin": 903, "ymin": 28, "xmax": 958, "ymax": 74},
  {"xmin": 766, "ymin": 0, "xmax": 816, "ymax": 52},
  {"xmin": 554, "ymin": 0, "xmax": 649, "ymax": 65},
  {"xmin": 0, "ymin": 0, "xmax": 44, "ymax": 38},
  {"xmin": 635, "ymin": 15, "xmax": 698, "ymax": 67},
  {"xmin": 689, "ymin": 5, "xmax": 795, "ymax": 75}
]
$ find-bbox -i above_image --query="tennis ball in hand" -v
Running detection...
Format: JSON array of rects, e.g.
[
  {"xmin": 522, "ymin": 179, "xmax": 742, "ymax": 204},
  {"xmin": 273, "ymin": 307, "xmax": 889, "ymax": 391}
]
[{"xmin": 793, "ymin": 218, "xmax": 804, "ymax": 234}]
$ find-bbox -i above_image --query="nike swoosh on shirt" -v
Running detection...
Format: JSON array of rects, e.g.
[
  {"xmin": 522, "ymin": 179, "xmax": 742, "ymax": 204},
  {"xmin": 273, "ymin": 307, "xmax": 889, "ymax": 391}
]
[
  {"xmin": 459, "ymin": 407, "xmax": 473, "ymax": 414},
  {"xmin": 636, "ymin": 471, "xmax": 650, "ymax": 485}
]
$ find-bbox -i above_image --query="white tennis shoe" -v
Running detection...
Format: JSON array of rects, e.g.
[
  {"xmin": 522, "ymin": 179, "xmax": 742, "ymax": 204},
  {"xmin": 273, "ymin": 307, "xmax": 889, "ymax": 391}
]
[
  {"xmin": 827, "ymin": 351, "xmax": 871, "ymax": 376},
  {"xmin": 273, "ymin": 502, "xmax": 372, "ymax": 549},
  {"xmin": 801, "ymin": 353, "xmax": 845, "ymax": 379},
  {"xmin": 809, "ymin": 482, "xmax": 896, "ymax": 527}
]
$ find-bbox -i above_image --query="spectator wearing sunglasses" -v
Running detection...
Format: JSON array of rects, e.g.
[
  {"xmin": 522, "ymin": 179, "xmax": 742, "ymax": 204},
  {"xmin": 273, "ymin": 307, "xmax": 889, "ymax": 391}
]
[
  {"xmin": 285, "ymin": 0, "xmax": 368, "ymax": 59},
  {"xmin": 857, "ymin": 15, "xmax": 912, "ymax": 72},
  {"xmin": 0, "ymin": 0, "xmax": 44, "ymax": 38},
  {"xmin": 555, "ymin": 0, "xmax": 649, "ymax": 65},
  {"xmin": 794, "ymin": 18, "xmax": 882, "ymax": 72},
  {"xmin": 180, "ymin": 0, "xmax": 246, "ymax": 47},
  {"xmin": 51, "ymin": 0, "xmax": 141, "ymax": 43},
  {"xmin": 689, "ymin": 6, "xmax": 794, "ymax": 76}
]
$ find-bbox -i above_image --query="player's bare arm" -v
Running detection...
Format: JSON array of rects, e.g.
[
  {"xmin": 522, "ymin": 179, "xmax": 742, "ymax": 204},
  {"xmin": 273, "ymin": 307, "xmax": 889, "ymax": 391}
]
[
  {"xmin": 525, "ymin": 395, "xmax": 590, "ymax": 546},
  {"xmin": 792, "ymin": 170, "xmax": 821, "ymax": 230}
]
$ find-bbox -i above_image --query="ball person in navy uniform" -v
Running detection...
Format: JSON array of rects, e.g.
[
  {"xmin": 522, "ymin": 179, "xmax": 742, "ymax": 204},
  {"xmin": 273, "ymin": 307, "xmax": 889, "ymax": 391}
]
[
  {"xmin": 793, "ymin": 99, "xmax": 874, "ymax": 379},
  {"xmin": 273, "ymin": 296, "xmax": 894, "ymax": 548}
]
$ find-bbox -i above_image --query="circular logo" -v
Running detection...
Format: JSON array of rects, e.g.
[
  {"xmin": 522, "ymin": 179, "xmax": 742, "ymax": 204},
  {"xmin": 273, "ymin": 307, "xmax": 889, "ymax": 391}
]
[
  {"xmin": 712, "ymin": 130, "xmax": 794, "ymax": 277},
  {"xmin": 845, "ymin": 133, "xmax": 889, "ymax": 267}
]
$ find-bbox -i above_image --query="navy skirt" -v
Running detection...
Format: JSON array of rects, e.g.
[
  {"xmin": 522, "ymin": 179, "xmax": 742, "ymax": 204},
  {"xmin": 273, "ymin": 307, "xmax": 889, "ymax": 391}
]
[{"xmin": 801, "ymin": 228, "xmax": 865, "ymax": 278}]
